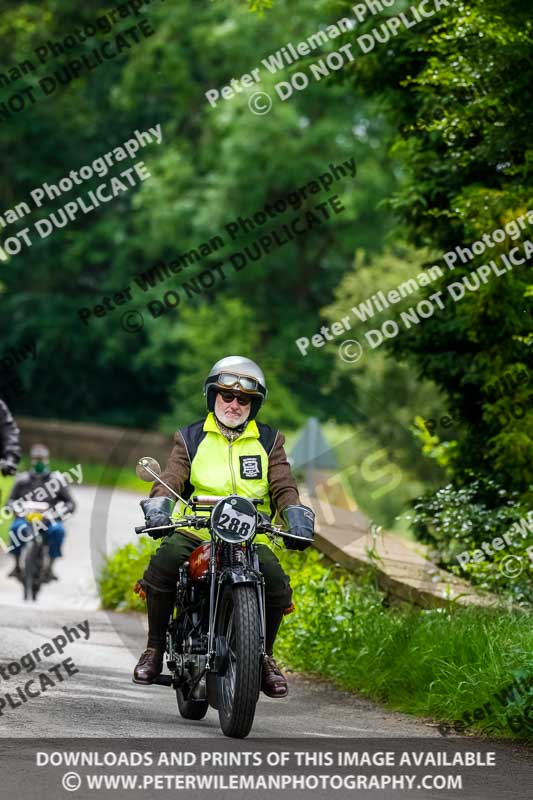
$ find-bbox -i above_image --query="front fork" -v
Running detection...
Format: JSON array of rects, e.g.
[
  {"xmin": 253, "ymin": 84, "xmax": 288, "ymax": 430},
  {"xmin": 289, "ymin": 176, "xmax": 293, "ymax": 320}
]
[
  {"xmin": 206, "ymin": 541, "xmax": 266, "ymax": 671},
  {"xmin": 206, "ymin": 542, "xmax": 218, "ymax": 670},
  {"xmin": 252, "ymin": 547, "xmax": 267, "ymax": 659}
]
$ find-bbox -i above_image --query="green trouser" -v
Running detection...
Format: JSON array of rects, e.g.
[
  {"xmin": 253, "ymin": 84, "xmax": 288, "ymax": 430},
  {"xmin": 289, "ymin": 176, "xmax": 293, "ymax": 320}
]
[
  {"xmin": 144, "ymin": 531, "xmax": 292, "ymax": 608},
  {"xmin": 142, "ymin": 532, "xmax": 293, "ymax": 654}
]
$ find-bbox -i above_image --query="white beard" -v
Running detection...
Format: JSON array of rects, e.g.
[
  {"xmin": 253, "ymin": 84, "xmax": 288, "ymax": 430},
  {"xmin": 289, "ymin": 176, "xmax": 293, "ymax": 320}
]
[{"xmin": 216, "ymin": 407, "xmax": 250, "ymax": 428}]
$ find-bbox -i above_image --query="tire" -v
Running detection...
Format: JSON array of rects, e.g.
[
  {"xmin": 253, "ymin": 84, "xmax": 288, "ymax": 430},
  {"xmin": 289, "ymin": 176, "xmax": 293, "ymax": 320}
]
[
  {"xmin": 171, "ymin": 614, "xmax": 209, "ymax": 721},
  {"xmin": 176, "ymin": 688, "xmax": 209, "ymax": 720},
  {"xmin": 22, "ymin": 541, "xmax": 42, "ymax": 602},
  {"xmin": 23, "ymin": 570, "xmax": 31, "ymax": 601},
  {"xmin": 216, "ymin": 584, "xmax": 261, "ymax": 738}
]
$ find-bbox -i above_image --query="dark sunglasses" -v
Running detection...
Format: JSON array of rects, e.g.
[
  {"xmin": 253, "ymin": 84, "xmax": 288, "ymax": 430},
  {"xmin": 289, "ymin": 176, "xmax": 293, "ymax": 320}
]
[{"xmin": 219, "ymin": 391, "xmax": 251, "ymax": 406}]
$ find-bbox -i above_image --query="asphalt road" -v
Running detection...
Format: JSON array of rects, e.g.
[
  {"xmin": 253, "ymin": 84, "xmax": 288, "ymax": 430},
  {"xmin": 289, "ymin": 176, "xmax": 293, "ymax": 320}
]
[
  {"xmin": 0, "ymin": 603, "xmax": 445, "ymax": 739},
  {"xmin": 0, "ymin": 486, "xmax": 531, "ymax": 799}
]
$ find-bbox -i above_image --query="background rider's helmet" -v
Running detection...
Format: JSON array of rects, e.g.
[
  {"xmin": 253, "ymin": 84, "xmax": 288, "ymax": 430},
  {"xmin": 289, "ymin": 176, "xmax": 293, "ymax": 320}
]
[
  {"xmin": 203, "ymin": 356, "xmax": 267, "ymax": 421},
  {"xmin": 30, "ymin": 443, "xmax": 50, "ymax": 474}
]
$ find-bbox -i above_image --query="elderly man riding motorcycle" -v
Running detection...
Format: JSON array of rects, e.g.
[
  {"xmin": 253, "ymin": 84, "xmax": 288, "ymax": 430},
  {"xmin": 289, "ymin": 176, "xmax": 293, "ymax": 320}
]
[{"xmin": 134, "ymin": 356, "xmax": 315, "ymax": 698}]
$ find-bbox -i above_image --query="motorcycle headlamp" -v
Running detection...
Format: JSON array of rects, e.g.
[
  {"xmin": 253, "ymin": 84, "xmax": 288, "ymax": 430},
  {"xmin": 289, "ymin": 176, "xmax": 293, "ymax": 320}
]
[{"xmin": 211, "ymin": 496, "xmax": 258, "ymax": 544}]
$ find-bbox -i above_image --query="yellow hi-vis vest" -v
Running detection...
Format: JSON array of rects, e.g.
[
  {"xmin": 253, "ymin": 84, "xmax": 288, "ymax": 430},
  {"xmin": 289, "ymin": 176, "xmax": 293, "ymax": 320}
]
[{"xmin": 173, "ymin": 412, "xmax": 277, "ymax": 546}]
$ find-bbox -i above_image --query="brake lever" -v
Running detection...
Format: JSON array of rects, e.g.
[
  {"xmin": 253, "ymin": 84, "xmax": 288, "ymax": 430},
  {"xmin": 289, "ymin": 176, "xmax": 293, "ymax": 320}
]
[
  {"xmin": 135, "ymin": 517, "xmax": 211, "ymax": 536},
  {"xmin": 279, "ymin": 531, "xmax": 314, "ymax": 542},
  {"xmin": 263, "ymin": 526, "xmax": 313, "ymax": 544},
  {"xmin": 135, "ymin": 524, "xmax": 177, "ymax": 535}
]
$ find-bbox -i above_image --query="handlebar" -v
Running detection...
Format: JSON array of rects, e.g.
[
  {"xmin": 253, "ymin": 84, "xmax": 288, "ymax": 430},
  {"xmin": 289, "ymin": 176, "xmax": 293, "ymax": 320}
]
[
  {"xmin": 134, "ymin": 518, "xmax": 210, "ymax": 536},
  {"xmin": 135, "ymin": 517, "xmax": 310, "ymax": 543},
  {"xmin": 15, "ymin": 501, "xmax": 51, "ymax": 512}
]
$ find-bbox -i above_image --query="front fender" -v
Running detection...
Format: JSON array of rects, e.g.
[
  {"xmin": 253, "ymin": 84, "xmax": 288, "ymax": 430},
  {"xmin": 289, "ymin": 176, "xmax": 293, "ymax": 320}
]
[{"xmin": 219, "ymin": 566, "xmax": 261, "ymax": 587}]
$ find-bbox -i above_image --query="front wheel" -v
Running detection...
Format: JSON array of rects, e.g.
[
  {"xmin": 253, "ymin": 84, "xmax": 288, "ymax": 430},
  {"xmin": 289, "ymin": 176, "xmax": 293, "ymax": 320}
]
[
  {"xmin": 216, "ymin": 584, "xmax": 261, "ymax": 738},
  {"xmin": 22, "ymin": 540, "xmax": 43, "ymax": 602}
]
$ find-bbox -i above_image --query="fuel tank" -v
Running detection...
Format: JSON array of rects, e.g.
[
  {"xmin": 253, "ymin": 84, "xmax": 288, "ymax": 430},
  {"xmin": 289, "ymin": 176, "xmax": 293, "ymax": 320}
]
[{"xmin": 188, "ymin": 541, "xmax": 211, "ymax": 580}]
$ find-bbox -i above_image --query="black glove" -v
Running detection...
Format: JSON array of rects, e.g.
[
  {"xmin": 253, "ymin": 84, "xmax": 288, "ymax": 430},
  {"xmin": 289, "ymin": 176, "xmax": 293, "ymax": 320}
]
[
  {"xmin": 0, "ymin": 457, "xmax": 17, "ymax": 477},
  {"xmin": 282, "ymin": 505, "xmax": 315, "ymax": 551},
  {"xmin": 140, "ymin": 497, "xmax": 174, "ymax": 538}
]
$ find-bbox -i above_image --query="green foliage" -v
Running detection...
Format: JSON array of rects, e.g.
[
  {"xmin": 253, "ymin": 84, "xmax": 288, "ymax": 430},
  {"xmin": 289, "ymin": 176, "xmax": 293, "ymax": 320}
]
[
  {"xmin": 411, "ymin": 417, "xmax": 458, "ymax": 475},
  {"xmin": 0, "ymin": 0, "xmax": 397, "ymax": 430},
  {"xmin": 409, "ymin": 478, "xmax": 523, "ymax": 556},
  {"xmin": 144, "ymin": 297, "xmax": 306, "ymax": 432},
  {"xmin": 407, "ymin": 478, "xmax": 533, "ymax": 603},
  {"xmin": 0, "ymin": 473, "xmax": 15, "ymax": 543},
  {"xmin": 98, "ymin": 536, "xmax": 157, "ymax": 612},
  {"xmin": 277, "ymin": 548, "xmax": 386, "ymax": 668},
  {"xmin": 276, "ymin": 548, "xmax": 532, "ymax": 740},
  {"xmin": 455, "ymin": 544, "xmax": 533, "ymax": 607},
  {"xmin": 321, "ymin": 245, "xmax": 454, "ymax": 522},
  {"xmin": 338, "ymin": 0, "xmax": 533, "ymax": 498},
  {"xmin": 246, "ymin": 0, "xmax": 273, "ymax": 12}
]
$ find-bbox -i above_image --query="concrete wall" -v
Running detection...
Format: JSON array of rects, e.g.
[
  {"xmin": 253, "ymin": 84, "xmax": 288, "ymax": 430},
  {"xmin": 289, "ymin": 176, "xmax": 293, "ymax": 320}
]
[{"xmin": 17, "ymin": 417, "xmax": 175, "ymax": 470}]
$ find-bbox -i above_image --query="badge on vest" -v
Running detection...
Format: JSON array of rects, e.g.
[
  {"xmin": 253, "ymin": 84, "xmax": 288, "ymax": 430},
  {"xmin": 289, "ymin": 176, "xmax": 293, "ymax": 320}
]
[{"xmin": 239, "ymin": 455, "xmax": 262, "ymax": 480}]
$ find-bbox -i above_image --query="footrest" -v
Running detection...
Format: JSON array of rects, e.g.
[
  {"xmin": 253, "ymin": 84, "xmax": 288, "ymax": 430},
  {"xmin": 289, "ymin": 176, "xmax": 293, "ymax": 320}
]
[{"xmin": 153, "ymin": 674, "xmax": 173, "ymax": 686}]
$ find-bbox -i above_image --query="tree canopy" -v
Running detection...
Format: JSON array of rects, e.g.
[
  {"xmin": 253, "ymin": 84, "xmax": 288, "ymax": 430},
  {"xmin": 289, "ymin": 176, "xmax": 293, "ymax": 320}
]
[{"xmin": 333, "ymin": 0, "xmax": 532, "ymax": 498}]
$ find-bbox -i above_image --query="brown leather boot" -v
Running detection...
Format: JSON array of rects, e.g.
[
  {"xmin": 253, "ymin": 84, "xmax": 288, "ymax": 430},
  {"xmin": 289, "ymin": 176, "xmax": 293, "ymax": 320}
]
[
  {"xmin": 133, "ymin": 585, "xmax": 175, "ymax": 684},
  {"xmin": 261, "ymin": 655, "xmax": 288, "ymax": 698},
  {"xmin": 133, "ymin": 648, "xmax": 164, "ymax": 684}
]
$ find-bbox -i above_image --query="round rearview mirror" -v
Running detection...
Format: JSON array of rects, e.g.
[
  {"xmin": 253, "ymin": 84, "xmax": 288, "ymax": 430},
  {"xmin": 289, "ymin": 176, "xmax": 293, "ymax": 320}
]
[{"xmin": 136, "ymin": 457, "xmax": 162, "ymax": 482}]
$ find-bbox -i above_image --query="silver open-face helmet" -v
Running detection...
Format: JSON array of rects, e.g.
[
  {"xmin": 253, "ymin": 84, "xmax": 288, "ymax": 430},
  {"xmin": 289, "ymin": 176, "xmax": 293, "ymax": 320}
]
[{"xmin": 203, "ymin": 356, "xmax": 267, "ymax": 420}]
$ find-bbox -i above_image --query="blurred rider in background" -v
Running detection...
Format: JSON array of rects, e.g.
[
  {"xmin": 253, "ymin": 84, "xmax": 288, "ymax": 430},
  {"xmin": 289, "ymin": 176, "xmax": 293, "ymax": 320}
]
[{"xmin": 7, "ymin": 444, "xmax": 76, "ymax": 581}]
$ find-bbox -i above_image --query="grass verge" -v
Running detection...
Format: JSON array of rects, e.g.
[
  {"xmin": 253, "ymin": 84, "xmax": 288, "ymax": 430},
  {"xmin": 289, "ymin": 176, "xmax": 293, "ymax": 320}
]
[
  {"xmin": 98, "ymin": 539, "xmax": 533, "ymax": 741},
  {"xmin": 0, "ymin": 474, "xmax": 15, "ymax": 545}
]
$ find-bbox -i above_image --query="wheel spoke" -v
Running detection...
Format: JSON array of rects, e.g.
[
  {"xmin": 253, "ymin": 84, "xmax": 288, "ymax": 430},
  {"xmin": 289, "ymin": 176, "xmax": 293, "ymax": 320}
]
[{"xmin": 221, "ymin": 606, "xmax": 239, "ymax": 715}]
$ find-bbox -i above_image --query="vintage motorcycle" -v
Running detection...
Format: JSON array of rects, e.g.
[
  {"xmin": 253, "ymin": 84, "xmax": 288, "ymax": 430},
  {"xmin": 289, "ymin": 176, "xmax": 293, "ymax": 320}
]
[
  {"xmin": 134, "ymin": 456, "xmax": 307, "ymax": 739},
  {"xmin": 12, "ymin": 501, "xmax": 51, "ymax": 601}
]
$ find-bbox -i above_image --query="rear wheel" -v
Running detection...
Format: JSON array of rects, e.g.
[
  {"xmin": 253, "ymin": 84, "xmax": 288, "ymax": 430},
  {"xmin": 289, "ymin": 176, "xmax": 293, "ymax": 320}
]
[
  {"xmin": 172, "ymin": 617, "xmax": 209, "ymax": 721},
  {"xmin": 23, "ymin": 569, "xmax": 31, "ymax": 601},
  {"xmin": 216, "ymin": 584, "xmax": 261, "ymax": 738}
]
